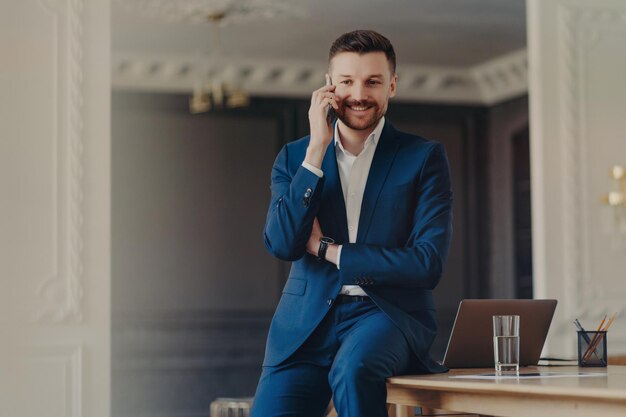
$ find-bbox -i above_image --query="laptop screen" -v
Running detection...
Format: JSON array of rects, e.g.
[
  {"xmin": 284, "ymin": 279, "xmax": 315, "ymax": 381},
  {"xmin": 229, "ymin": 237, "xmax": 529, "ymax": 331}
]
[{"xmin": 442, "ymin": 299, "xmax": 557, "ymax": 368}]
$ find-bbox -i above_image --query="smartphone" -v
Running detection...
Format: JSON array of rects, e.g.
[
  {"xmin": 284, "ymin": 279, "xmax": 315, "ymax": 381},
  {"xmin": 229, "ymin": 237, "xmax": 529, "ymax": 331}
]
[{"xmin": 325, "ymin": 74, "xmax": 335, "ymax": 124}]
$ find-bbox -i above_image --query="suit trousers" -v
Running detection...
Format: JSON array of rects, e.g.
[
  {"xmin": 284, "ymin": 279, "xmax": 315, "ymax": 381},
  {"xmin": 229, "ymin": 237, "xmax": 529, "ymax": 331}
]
[{"xmin": 250, "ymin": 298, "xmax": 419, "ymax": 417}]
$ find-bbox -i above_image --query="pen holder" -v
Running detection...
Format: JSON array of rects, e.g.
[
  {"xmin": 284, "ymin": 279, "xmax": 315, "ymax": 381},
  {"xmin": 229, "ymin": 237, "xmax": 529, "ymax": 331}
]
[{"xmin": 577, "ymin": 331, "xmax": 607, "ymax": 367}]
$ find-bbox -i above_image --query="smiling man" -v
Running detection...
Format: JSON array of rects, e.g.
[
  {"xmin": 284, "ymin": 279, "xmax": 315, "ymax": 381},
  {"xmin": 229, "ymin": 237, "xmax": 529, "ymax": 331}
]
[{"xmin": 251, "ymin": 30, "xmax": 453, "ymax": 417}]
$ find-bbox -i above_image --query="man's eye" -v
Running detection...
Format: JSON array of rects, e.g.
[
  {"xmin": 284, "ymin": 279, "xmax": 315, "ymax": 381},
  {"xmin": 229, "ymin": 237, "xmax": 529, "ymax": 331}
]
[
  {"xmin": 367, "ymin": 80, "xmax": 381, "ymax": 85},
  {"xmin": 341, "ymin": 80, "xmax": 352, "ymax": 85}
]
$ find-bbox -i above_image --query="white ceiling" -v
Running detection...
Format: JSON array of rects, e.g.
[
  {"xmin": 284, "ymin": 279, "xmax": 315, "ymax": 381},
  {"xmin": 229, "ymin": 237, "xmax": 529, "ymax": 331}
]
[
  {"xmin": 112, "ymin": 0, "xmax": 527, "ymax": 68},
  {"xmin": 111, "ymin": 0, "xmax": 528, "ymax": 104}
]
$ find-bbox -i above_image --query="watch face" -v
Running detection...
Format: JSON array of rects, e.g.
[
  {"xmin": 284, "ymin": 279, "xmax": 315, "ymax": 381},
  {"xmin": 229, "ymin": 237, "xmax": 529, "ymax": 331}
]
[{"xmin": 321, "ymin": 237, "xmax": 335, "ymax": 245}]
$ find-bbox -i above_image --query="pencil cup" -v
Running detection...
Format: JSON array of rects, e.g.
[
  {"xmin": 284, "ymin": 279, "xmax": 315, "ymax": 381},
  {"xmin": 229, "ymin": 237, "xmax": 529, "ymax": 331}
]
[{"xmin": 577, "ymin": 331, "xmax": 607, "ymax": 367}]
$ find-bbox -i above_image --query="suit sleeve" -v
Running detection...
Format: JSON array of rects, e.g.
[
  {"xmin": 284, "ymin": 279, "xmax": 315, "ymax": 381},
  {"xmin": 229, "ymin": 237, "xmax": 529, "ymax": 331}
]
[
  {"xmin": 338, "ymin": 142, "xmax": 453, "ymax": 289},
  {"xmin": 263, "ymin": 144, "xmax": 325, "ymax": 261}
]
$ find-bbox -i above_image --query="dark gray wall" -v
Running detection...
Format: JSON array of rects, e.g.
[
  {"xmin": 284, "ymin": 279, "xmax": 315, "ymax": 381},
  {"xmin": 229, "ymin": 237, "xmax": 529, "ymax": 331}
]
[
  {"xmin": 112, "ymin": 91, "xmax": 528, "ymax": 417},
  {"xmin": 112, "ymin": 94, "xmax": 287, "ymax": 313},
  {"xmin": 486, "ymin": 96, "xmax": 530, "ymax": 299},
  {"xmin": 112, "ymin": 93, "xmax": 296, "ymax": 417},
  {"xmin": 386, "ymin": 103, "xmax": 490, "ymax": 356}
]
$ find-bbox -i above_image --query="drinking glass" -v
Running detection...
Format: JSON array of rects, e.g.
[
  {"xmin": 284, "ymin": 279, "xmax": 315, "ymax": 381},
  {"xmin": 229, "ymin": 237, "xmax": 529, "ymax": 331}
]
[{"xmin": 493, "ymin": 315, "xmax": 520, "ymax": 374}]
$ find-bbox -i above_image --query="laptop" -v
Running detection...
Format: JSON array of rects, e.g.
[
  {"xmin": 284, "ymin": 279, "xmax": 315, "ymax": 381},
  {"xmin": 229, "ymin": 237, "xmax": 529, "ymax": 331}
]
[{"xmin": 442, "ymin": 299, "xmax": 557, "ymax": 368}]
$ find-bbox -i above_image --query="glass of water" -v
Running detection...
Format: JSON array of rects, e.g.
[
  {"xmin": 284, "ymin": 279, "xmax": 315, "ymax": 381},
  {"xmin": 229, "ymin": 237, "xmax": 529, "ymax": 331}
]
[{"xmin": 493, "ymin": 315, "xmax": 520, "ymax": 374}]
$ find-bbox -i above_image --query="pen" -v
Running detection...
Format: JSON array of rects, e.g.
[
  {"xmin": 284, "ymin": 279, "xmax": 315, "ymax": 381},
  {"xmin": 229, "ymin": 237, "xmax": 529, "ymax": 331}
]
[
  {"xmin": 573, "ymin": 319, "xmax": 585, "ymax": 331},
  {"xmin": 573, "ymin": 319, "xmax": 592, "ymax": 343}
]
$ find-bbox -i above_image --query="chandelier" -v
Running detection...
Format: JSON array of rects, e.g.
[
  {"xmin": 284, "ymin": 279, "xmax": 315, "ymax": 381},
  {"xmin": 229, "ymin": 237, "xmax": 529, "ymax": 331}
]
[
  {"xmin": 189, "ymin": 12, "xmax": 250, "ymax": 113},
  {"xmin": 115, "ymin": 0, "xmax": 307, "ymax": 113},
  {"xmin": 189, "ymin": 78, "xmax": 250, "ymax": 113}
]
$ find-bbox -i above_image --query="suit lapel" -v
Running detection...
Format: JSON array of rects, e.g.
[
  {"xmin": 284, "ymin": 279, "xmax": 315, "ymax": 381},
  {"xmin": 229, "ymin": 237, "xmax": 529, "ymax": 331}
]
[
  {"xmin": 321, "ymin": 131, "xmax": 349, "ymax": 243},
  {"xmin": 356, "ymin": 122, "xmax": 401, "ymax": 243}
]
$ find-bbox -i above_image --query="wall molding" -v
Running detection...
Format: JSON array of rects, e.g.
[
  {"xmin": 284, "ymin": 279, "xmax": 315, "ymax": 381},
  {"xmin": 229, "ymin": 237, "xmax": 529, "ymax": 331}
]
[
  {"xmin": 530, "ymin": 1, "xmax": 626, "ymax": 352},
  {"xmin": 558, "ymin": 3, "xmax": 626, "ymax": 327},
  {"xmin": 112, "ymin": 49, "xmax": 527, "ymax": 105},
  {"xmin": 28, "ymin": 343, "xmax": 83, "ymax": 417},
  {"xmin": 33, "ymin": 0, "xmax": 85, "ymax": 324},
  {"xmin": 557, "ymin": 4, "xmax": 586, "ymax": 331}
]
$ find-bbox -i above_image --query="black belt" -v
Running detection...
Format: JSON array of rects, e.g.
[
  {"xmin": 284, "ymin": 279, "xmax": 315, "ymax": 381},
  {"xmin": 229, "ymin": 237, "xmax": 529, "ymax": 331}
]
[{"xmin": 335, "ymin": 294, "xmax": 371, "ymax": 304}]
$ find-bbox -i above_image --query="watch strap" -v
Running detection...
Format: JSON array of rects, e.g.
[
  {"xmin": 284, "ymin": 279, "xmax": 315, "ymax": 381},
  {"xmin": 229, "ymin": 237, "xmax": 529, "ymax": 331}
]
[{"xmin": 317, "ymin": 237, "xmax": 334, "ymax": 261}]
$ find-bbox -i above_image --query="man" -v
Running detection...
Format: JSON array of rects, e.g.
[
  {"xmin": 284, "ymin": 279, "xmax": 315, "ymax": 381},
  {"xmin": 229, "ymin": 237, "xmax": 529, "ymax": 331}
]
[{"xmin": 251, "ymin": 30, "xmax": 453, "ymax": 417}]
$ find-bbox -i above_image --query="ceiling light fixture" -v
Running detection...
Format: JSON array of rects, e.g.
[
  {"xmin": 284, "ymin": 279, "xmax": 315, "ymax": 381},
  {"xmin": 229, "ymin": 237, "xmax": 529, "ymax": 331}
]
[
  {"xmin": 189, "ymin": 11, "xmax": 250, "ymax": 113},
  {"xmin": 602, "ymin": 165, "xmax": 626, "ymax": 233},
  {"xmin": 115, "ymin": 0, "xmax": 306, "ymax": 113}
]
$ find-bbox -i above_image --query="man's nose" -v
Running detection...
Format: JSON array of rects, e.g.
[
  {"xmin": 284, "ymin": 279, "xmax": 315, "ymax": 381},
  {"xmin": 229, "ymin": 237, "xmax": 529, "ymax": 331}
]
[{"xmin": 350, "ymin": 83, "xmax": 367, "ymax": 101}]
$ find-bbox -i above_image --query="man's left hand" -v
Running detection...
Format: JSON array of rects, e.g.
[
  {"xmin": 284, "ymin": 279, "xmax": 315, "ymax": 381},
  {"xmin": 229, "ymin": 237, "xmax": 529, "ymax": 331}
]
[
  {"xmin": 306, "ymin": 217, "xmax": 323, "ymax": 256},
  {"xmin": 306, "ymin": 218, "xmax": 339, "ymax": 265}
]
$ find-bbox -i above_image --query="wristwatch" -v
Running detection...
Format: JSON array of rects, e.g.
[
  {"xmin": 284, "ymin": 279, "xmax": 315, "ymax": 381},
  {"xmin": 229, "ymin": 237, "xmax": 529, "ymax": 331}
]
[{"xmin": 317, "ymin": 236, "xmax": 335, "ymax": 261}]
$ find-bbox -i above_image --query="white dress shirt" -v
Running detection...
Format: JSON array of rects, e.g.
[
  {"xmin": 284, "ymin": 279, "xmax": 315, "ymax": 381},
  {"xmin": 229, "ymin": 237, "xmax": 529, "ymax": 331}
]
[{"xmin": 302, "ymin": 117, "xmax": 385, "ymax": 296}]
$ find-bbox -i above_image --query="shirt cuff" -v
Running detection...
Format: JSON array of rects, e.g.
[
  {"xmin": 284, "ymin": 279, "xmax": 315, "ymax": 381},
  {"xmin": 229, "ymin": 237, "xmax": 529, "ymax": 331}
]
[
  {"xmin": 336, "ymin": 245, "xmax": 342, "ymax": 270},
  {"xmin": 302, "ymin": 161, "xmax": 324, "ymax": 178}
]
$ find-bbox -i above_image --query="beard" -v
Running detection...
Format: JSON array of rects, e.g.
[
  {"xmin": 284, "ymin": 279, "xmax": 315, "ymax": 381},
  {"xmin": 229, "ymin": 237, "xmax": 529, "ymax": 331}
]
[{"xmin": 335, "ymin": 99, "xmax": 386, "ymax": 131}]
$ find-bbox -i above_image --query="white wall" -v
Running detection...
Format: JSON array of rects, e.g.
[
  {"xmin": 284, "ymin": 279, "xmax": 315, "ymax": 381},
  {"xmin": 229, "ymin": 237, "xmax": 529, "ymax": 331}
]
[
  {"xmin": 0, "ymin": 1, "xmax": 111, "ymax": 415},
  {"xmin": 528, "ymin": 0, "xmax": 626, "ymax": 357}
]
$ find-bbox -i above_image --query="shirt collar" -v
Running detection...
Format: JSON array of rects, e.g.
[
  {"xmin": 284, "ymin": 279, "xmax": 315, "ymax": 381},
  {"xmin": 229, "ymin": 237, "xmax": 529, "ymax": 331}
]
[{"xmin": 334, "ymin": 116, "xmax": 386, "ymax": 154}]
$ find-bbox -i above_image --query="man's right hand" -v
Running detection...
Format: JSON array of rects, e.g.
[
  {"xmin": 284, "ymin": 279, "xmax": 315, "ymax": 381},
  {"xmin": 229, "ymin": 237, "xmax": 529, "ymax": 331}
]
[{"xmin": 305, "ymin": 80, "xmax": 338, "ymax": 169}]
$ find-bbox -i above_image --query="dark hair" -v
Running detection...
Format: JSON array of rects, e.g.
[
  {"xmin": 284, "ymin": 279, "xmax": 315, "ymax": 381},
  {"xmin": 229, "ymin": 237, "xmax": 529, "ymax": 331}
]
[{"xmin": 329, "ymin": 30, "xmax": 396, "ymax": 74}]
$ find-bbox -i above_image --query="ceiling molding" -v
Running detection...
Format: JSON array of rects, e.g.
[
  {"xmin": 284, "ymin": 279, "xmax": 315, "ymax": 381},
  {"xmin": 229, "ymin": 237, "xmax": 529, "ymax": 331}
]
[
  {"xmin": 112, "ymin": 48, "xmax": 527, "ymax": 105},
  {"xmin": 471, "ymin": 49, "xmax": 528, "ymax": 105},
  {"xmin": 113, "ymin": 0, "xmax": 307, "ymax": 25}
]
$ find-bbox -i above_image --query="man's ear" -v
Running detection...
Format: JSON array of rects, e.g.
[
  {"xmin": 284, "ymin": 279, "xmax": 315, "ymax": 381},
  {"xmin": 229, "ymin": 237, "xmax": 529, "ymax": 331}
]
[{"xmin": 389, "ymin": 73, "xmax": 398, "ymax": 98}]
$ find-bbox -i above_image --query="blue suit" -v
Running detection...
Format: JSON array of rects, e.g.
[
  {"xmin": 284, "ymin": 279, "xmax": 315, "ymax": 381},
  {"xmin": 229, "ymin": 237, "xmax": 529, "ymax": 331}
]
[{"xmin": 252, "ymin": 121, "xmax": 453, "ymax": 417}]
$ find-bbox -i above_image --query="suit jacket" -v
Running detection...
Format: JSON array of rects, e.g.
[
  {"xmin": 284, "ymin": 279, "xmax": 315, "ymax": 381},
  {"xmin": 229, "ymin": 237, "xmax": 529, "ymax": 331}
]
[{"xmin": 262, "ymin": 121, "xmax": 453, "ymax": 372}]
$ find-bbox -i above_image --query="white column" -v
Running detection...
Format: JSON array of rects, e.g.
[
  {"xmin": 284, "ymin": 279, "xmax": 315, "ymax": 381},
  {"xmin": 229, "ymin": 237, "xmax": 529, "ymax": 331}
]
[
  {"xmin": 0, "ymin": 1, "xmax": 111, "ymax": 416},
  {"xmin": 528, "ymin": 0, "xmax": 626, "ymax": 357}
]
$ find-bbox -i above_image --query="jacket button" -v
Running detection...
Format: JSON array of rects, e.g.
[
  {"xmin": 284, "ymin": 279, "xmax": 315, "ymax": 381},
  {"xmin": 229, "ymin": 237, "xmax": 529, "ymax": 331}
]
[
  {"xmin": 327, "ymin": 298, "xmax": 333, "ymax": 306},
  {"xmin": 303, "ymin": 188, "xmax": 312, "ymax": 207}
]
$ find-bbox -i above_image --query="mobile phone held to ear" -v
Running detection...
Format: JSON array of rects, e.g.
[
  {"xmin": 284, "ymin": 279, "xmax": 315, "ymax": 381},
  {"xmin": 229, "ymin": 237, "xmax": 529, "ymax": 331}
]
[{"xmin": 325, "ymin": 74, "xmax": 335, "ymax": 125}]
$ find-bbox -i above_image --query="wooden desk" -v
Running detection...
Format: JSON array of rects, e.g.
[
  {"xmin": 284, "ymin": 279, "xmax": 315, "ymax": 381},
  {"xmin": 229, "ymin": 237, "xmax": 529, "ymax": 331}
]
[{"xmin": 386, "ymin": 366, "xmax": 626, "ymax": 417}]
